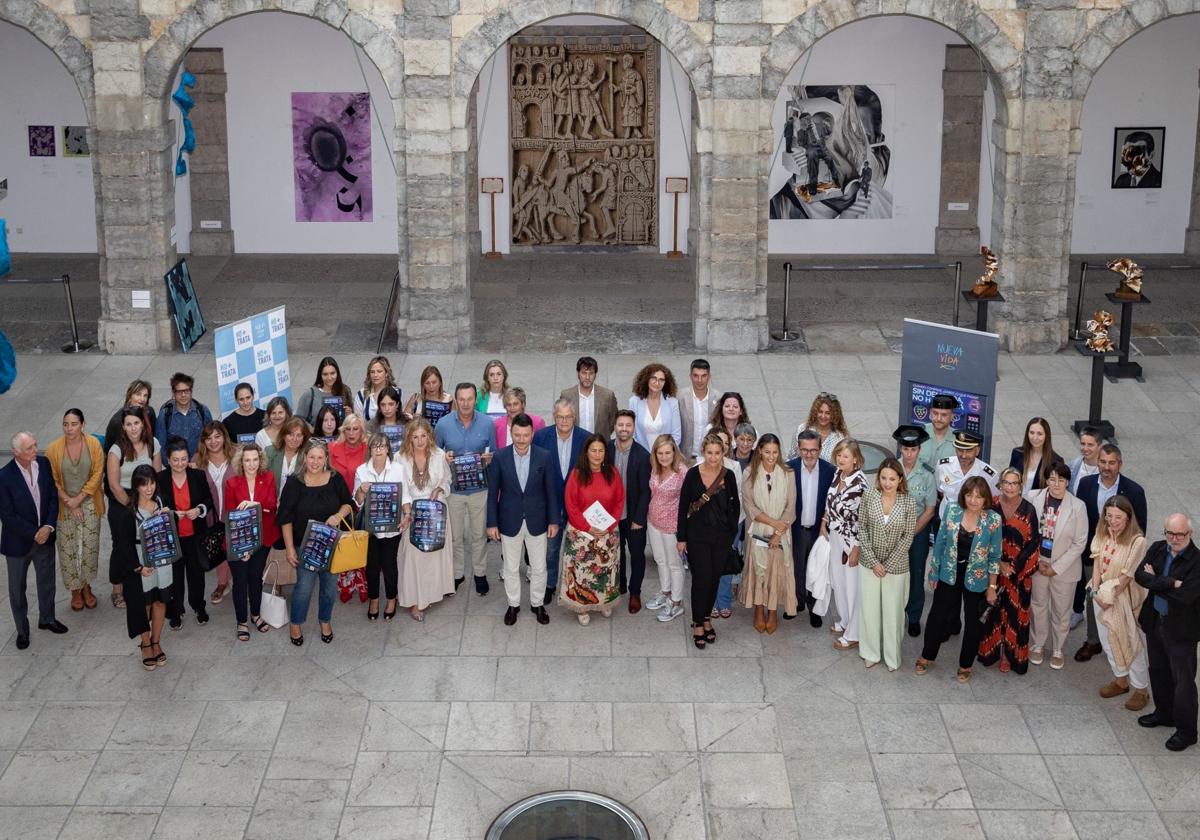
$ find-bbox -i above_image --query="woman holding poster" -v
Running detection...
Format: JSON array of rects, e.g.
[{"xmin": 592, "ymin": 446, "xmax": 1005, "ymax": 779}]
[
  {"xmin": 224, "ymin": 444, "xmax": 278, "ymax": 642},
  {"xmin": 396, "ymin": 420, "xmax": 454, "ymax": 622},
  {"xmin": 355, "ymin": 434, "xmax": 406, "ymax": 622},
  {"xmin": 560, "ymin": 434, "xmax": 625, "ymax": 625}
]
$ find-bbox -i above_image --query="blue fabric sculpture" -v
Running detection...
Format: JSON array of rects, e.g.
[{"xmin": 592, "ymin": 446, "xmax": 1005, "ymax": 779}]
[
  {"xmin": 173, "ymin": 70, "xmax": 197, "ymax": 176},
  {"xmin": 0, "ymin": 329, "xmax": 15, "ymax": 395},
  {"xmin": 0, "ymin": 218, "xmax": 11, "ymax": 279}
]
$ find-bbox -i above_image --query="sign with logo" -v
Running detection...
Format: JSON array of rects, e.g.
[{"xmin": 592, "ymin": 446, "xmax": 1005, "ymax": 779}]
[{"xmin": 214, "ymin": 306, "xmax": 292, "ymax": 416}]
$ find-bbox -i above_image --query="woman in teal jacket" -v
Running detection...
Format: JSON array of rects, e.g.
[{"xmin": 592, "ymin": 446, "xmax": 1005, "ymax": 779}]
[{"xmin": 916, "ymin": 476, "xmax": 1002, "ymax": 682}]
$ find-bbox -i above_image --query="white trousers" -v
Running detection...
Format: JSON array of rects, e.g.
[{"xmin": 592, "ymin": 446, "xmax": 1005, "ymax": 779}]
[
  {"xmin": 646, "ymin": 524, "xmax": 686, "ymax": 599},
  {"xmin": 448, "ymin": 491, "xmax": 488, "ymax": 578},
  {"xmin": 501, "ymin": 523, "xmax": 547, "ymax": 608},
  {"xmin": 828, "ymin": 532, "xmax": 859, "ymax": 642},
  {"xmin": 1095, "ymin": 613, "xmax": 1150, "ymax": 689}
]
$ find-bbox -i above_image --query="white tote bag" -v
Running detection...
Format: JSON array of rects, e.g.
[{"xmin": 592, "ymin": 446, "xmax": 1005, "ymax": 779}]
[
  {"xmin": 260, "ymin": 560, "xmax": 290, "ymax": 629},
  {"xmin": 805, "ymin": 535, "xmax": 833, "ymax": 617}
]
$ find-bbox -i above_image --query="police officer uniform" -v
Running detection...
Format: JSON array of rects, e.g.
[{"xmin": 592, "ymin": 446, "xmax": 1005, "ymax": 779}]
[
  {"xmin": 935, "ymin": 431, "xmax": 998, "ymax": 519},
  {"xmin": 918, "ymin": 394, "xmax": 960, "ymax": 472},
  {"xmin": 894, "ymin": 425, "xmax": 937, "ymax": 636}
]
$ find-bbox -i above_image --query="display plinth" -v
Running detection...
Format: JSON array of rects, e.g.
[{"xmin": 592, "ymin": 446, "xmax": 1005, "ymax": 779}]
[
  {"xmin": 1072, "ymin": 342, "xmax": 1116, "ymax": 441},
  {"xmin": 1102, "ymin": 292, "xmax": 1148, "ymax": 381},
  {"xmin": 961, "ymin": 289, "xmax": 1003, "ymax": 333}
]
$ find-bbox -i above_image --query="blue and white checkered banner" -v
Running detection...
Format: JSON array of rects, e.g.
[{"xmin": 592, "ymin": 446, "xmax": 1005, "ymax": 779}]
[{"xmin": 214, "ymin": 306, "xmax": 292, "ymax": 416}]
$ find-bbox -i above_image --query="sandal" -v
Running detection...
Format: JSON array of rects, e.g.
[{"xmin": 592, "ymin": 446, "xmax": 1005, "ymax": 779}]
[
  {"xmin": 703, "ymin": 622, "xmax": 716, "ymax": 644},
  {"xmin": 150, "ymin": 639, "xmax": 166, "ymax": 667},
  {"xmin": 957, "ymin": 667, "xmax": 972, "ymax": 683},
  {"xmin": 692, "ymin": 623, "xmax": 707, "ymax": 649},
  {"xmin": 210, "ymin": 584, "xmax": 227, "ymax": 605},
  {"xmin": 252, "ymin": 616, "xmax": 270, "ymax": 633},
  {"xmin": 718, "ymin": 608, "xmax": 732, "ymax": 619},
  {"xmin": 915, "ymin": 658, "xmax": 932, "ymax": 675},
  {"xmin": 111, "ymin": 591, "xmax": 126, "ymax": 609},
  {"xmin": 410, "ymin": 607, "xmax": 425, "ymax": 622},
  {"xmin": 237, "ymin": 623, "xmax": 250, "ymax": 642},
  {"xmin": 140, "ymin": 642, "xmax": 157, "ymax": 671},
  {"xmin": 290, "ymin": 633, "xmax": 304, "ymax": 647}
]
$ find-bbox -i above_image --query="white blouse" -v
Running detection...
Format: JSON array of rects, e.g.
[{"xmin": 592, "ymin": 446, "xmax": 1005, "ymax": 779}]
[
  {"xmin": 354, "ymin": 459, "xmax": 406, "ymax": 539},
  {"xmin": 397, "ymin": 449, "xmax": 452, "ymax": 502}
]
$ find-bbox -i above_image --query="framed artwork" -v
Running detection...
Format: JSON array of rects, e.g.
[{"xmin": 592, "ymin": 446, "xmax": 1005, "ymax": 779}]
[
  {"xmin": 164, "ymin": 259, "xmax": 207, "ymax": 353},
  {"xmin": 291, "ymin": 92, "xmax": 373, "ymax": 222},
  {"xmin": 63, "ymin": 126, "xmax": 90, "ymax": 157},
  {"xmin": 28, "ymin": 125, "xmax": 55, "ymax": 157},
  {"xmin": 1111, "ymin": 127, "xmax": 1164, "ymax": 189}
]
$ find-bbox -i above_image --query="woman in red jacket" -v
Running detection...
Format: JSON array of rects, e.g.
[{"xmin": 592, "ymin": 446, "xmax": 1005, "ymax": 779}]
[
  {"xmin": 223, "ymin": 443, "xmax": 279, "ymax": 641},
  {"xmin": 560, "ymin": 433, "xmax": 625, "ymax": 625}
]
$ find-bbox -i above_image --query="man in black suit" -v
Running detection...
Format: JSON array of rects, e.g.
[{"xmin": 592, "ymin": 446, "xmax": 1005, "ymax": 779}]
[
  {"xmin": 610, "ymin": 410, "xmax": 651, "ymax": 613},
  {"xmin": 1074, "ymin": 443, "xmax": 1148, "ymax": 662},
  {"xmin": 1134, "ymin": 514, "xmax": 1200, "ymax": 751},
  {"xmin": 487, "ymin": 414, "xmax": 559, "ymax": 626},
  {"xmin": 1113, "ymin": 131, "xmax": 1163, "ymax": 188},
  {"xmin": 0, "ymin": 431, "xmax": 66, "ymax": 650},
  {"xmin": 785, "ymin": 429, "xmax": 835, "ymax": 627}
]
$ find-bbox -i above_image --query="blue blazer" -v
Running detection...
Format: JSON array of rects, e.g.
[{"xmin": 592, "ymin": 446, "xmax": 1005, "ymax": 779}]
[
  {"xmin": 532, "ymin": 426, "xmax": 589, "ymax": 519},
  {"xmin": 486, "ymin": 445, "xmax": 560, "ymax": 538},
  {"xmin": 0, "ymin": 456, "xmax": 59, "ymax": 557},
  {"xmin": 785, "ymin": 456, "xmax": 834, "ymax": 539},
  {"xmin": 628, "ymin": 395, "xmax": 682, "ymax": 451},
  {"xmin": 1076, "ymin": 473, "xmax": 1148, "ymax": 565}
]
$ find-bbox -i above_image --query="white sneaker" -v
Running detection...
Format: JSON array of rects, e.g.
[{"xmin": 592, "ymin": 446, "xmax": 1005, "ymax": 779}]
[
  {"xmin": 577, "ymin": 613, "xmax": 590, "ymax": 626},
  {"xmin": 644, "ymin": 593, "xmax": 669, "ymax": 611},
  {"xmin": 1030, "ymin": 646, "xmax": 1044, "ymax": 666},
  {"xmin": 1069, "ymin": 612, "xmax": 1084, "ymax": 630},
  {"xmin": 1050, "ymin": 651, "xmax": 1065, "ymax": 670},
  {"xmin": 657, "ymin": 603, "xmax": 684, "ymax": 622}
]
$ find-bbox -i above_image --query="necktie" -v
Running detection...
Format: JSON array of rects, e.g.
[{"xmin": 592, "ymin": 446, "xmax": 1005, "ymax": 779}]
[{"xmin": 1154, "ymin": 552, "xmax": 1175, "ymax": 616}]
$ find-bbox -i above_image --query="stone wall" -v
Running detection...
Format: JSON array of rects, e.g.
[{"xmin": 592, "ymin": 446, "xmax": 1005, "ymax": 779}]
[{"xmin": 3, "ymin": 0, "xmax": 1200, "ymax": 353}]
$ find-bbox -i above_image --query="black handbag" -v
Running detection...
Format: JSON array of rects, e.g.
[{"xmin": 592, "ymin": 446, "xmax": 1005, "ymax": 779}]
[
  {"xmin": 200, "ymin": 521, "xmax": 227, "ymax": 570},
  {"xmin": 722, "ymin": 546, "xmax": 744, "ymax": 576}
]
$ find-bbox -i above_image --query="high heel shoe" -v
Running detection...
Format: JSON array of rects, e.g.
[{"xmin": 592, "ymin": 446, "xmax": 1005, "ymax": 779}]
[
  {"xmin": 367, "ymin": 609, "xmax": 379, "ymax": 622},
  {"xmin": 703, "ymin": 622, "xmax": 716, "ymax": 644},
  {"xmin": 752, "ymin": 605, "xmax": 767, "ymax": 634},
  {"xmin": 140, "ymin": 642, "xmax": 157, "ymax": 671},
  {"xmin": 692, "ymin": 623, "xmax": 707, "ymax": 649},
  {"xmin": 384, "ymin": 602, "xmax": 397, "ymax": 621},
  {"xmin": 150, "ymin": 637, "xmax": 166, "ymax": 667},
  {"xmin": 290, "ymin": 629, "xmax": 304, "ymax": 646},
  {"xmin": 320, "ymin": 624, "xmax": 334, "ymax": 644}
]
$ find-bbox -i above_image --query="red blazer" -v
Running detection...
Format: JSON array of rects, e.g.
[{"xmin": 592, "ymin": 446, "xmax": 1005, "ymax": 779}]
[{"xmin": 223, "ymin": 471, "xmax": 280, "ymax": 548}]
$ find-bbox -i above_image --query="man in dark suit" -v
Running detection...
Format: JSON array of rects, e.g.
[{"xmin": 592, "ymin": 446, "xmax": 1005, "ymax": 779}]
[
  {"xmin": 609, "ymin": 410, "xmax": 651, "ymax": 612},
  {"xmin": 1113, "ymin": 131, "xmax": 1163, "ymax": 188},
  {"xmin": 0, "ymin": 431, "xmax": 66, "ymax": 650},
  {"xmin": 558, "ymin": 356, "xmax": 619, "ymax": 442},
  {"xmin": 487, "ymin": 414, "xmax": 559, "ymax": 626},
  {"xmin": 785, "ymin": 429, "xmax": 834, "ymax": 627},
  {"xmin": 1134, "ymin": 514, "xmax": 1200, "ymax": 751},
  {"xmin": 1074, "ymin": 443, "xmax": 1148, "ymax": 662},
  {"xmin": 533, "ymin": 399, "xmax": 589, "ymax": 605}
]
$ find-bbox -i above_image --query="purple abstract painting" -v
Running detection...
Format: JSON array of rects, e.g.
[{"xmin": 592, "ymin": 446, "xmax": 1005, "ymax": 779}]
[
  {"xmin": 292, "ymin": 92, "xmax": 373, "ymax": 222},
  {"xmin": 28, "ymin": 125, "xmax": 55, "ymax": 157}
]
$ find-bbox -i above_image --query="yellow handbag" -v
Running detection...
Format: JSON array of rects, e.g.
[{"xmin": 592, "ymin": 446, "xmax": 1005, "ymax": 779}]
[{"xmin": 330, "ymin": 515, "xmax": 369, "ymax": 573}]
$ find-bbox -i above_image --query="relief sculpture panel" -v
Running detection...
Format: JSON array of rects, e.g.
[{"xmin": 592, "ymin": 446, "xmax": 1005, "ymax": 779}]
[{"xmin": 509, "ymin": 29, "xmax": 658, "ymax": 247}]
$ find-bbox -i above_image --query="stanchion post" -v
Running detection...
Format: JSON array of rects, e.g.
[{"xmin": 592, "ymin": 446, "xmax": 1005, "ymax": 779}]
[
  {"xmin": 772, "ymin": 262, "xmax": 800, "ymax": 342},
  {"xmin": 60, "ymin": 273, "xmax": 93, "ymax": 354},
  {"xmin": 952, "ymin": 261, "xmax": 962, "ymax": 325},
  {"xmin": 1071, "ymin": 261, "xmax": 1089, "ymax": 341}
]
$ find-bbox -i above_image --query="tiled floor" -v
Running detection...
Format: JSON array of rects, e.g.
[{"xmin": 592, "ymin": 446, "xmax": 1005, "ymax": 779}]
[{"xmin": 1, "ymin": 349, "xmax": 1199, "ymax": 839}]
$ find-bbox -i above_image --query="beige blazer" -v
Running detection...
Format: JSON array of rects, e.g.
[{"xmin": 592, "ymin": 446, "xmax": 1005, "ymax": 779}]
[
  {"xmin": 678, "ymin": 387, "xmax": 721, "ymax": 459},
  {"xmin": 1026, "ymin": 488, "xmax": 1088, "ymax": 582},
  {"xmin": 559, "ymin": 384, "xmax": 618, "ymax": 441}
]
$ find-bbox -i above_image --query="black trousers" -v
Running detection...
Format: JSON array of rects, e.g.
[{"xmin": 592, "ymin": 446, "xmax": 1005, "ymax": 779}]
[
  {"xmin": 1145, "ymin": 611, "xmax": 1199, "ymax": 740},
  {"xmin": 107, "ymin": 502, "xmax": 125, "ymax": 585},
  {"xmin": 617, "ymin": 519, "xmax": 648, "ymax": 596},
  {"xmin": 920, "ymin": 573, "xmax": 985, "ymax": 669},
  {"xmin": 688, "ymin": 532, "xmax": 729, "ymax": 625},
  {"xmin": 791, "ymin": 523, "xmax": 820, "ymax": 612},
  {"xmin": 229, "ymin": 545, "xmax": 269, "ymax": 624},
  {"xmin": 366, "ymin": 534, "xmax": 401, "ymax": 600},
  {"xmin": 169, "ymin": 536, "xmax": 207, "ymax": 620}
]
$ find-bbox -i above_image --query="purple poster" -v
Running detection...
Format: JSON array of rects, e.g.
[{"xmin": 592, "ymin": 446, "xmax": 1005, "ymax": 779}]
[
  {"xmin": 291, "ymin": 92, "xmax": 373, "ymax": 222},
  {"xmin": 28, "ymin": 125, "xmax": 55, "ymax": 157}
]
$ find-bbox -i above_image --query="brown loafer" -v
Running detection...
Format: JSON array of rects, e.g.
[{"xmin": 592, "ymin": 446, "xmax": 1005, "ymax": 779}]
[
  {"xmin": 70, "ymin": 590, "xmax": 84, "ymax": 611},
  {"xmin": 1074, "ymin": 642, "xmax": 1103, "ymax": 662},
  {"xmin": 628, "ymin": 594, "xmax": 641, "ymax": 615},
  {"xmin": 1125, "ymin": 689, "xmax": 1150, "ymax": 711},
  {"xmin": 1099, "ymin": 680, "xmax": 1130, "ymax": 699}
]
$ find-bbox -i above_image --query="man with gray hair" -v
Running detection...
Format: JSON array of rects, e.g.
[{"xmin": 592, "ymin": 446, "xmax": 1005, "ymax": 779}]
[
  {"xmin": 533, "ymin": 398, "xmax": 589, "ymax": 603},
  {"xmin": 0, "ymin": 432, "xmax": 66, "ymax": 650},
  {"xmin": 1134, "ymin": 514, "xmax": 1200, "ymax": 751}
]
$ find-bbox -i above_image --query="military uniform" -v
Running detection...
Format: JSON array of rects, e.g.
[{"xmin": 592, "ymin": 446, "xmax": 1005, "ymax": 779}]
[
  {"xmin": 918, "ymin": 424, "xmax": 956, "ymax": 473},
  {"xmin": 936, "ymin": 456, "xmax": 998, "ymax": 518}
]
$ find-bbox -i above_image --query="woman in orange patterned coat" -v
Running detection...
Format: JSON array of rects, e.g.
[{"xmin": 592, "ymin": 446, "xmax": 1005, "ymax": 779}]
[{"xmin": 978, "ymin": 467, "xmax": 1041, "ymax": 674}]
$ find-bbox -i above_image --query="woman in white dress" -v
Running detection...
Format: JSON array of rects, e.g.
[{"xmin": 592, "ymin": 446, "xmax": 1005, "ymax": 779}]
[{"xmin": 395, "ymin": 419, "xmax": 455, "ymax": 621}]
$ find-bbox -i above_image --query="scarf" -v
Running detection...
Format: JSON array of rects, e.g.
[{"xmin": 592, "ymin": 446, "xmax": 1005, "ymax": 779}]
[{"xmin": 747, "ymin": 466, "xmax": 790, "ymax": 577}]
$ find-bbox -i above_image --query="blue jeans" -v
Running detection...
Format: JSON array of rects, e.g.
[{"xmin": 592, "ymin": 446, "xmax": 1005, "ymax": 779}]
[
  {"xmin": 714, "ymin": 527, "xmax": 743, "ymax": 611},
  {"xmin": 545, "ymin": 518, "xmax": 564, "ymax": 590},
  {"xmin": 291, "ymin": 565, "xmax": 336, "ymax": 625}
]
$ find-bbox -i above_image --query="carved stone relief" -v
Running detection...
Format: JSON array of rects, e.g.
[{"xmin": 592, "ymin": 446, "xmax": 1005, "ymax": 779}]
[{"xmin": 509, "ymin": 29, "xmax": 658, "ymax": 247}]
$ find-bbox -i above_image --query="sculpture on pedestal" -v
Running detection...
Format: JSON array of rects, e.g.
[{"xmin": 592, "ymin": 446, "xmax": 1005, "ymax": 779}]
[
  {"xmin": 1107, "ymin": 257, "xmax": 1144, "ymax": 301},
  {"xmin": 1085, "ymin": 310, "xmax": 1117, "ymax": 353},
  {"xmin": 971, "ymin": 246, "xmax": 1000, "ymax": 298},
  {"xmin": 509, "ymin": 30, "xmax": 658, "ymax": 247}
]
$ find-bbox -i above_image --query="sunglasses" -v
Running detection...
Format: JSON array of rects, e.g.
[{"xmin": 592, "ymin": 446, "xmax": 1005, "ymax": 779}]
[{"xmin": 817, "ymin": 392, "xmax": 839, "ymax": 402}]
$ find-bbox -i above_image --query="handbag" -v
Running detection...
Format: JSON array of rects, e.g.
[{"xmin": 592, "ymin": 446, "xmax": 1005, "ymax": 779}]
[
  {"xmin": 262, "ymin": 547, "xmax": 296, "ymax": 586},
  {"xmin": 200, "ymin": 521, "xmax": 227, "ymax": 571},
  {"xmin": 722, "ymin": 546, "xmax": 744, "ymax": 576},
  {"xmin": 329, "ymin": 514, "xmax": 369, "ymax": 574},
  {"xmin": 259, "ymin": 560, "xmax": 289, "ymax": 628}
]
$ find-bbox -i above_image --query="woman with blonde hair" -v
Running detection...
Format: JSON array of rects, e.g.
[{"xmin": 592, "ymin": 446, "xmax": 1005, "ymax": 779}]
[
  {"xmin": 857, "ymin": 457, "xmax": 917, "ymax": 670},
  {"xmin": 329, "ymin": 412, "xmax": 369, "ymax": 603},
  {"xmin": 404, "ymin": 365, "xmax": 451, "ymax": 421},
  {"xmin": 476, "ymin": 359, "xmax": 510, "ymax": 416},
  {"xmin": 1090, "ymin": 495, "xmax": 1151, "ymax": 711},
  {"xmin": 396, "ymin": 418, "xmax": 455, "ymax": 621},
  {"xmin": 823, "ymin": 438, "xmax": 868, "ymax": 649},
  {"xmin": 254, "ymin": 396, "xmax": 292, "ymax": 451},
  {"xmin": 194, "ymin": 420, "xmax": 236, "ymax": 603},
  {"xmin": 740, "ymin": 434, "xmax": 797, "ymax": 635},
  {"xmin": 789, "ymin": 393, "xmax": 849, "ymax": 461},
  {"xmin": 644, "ymin": 434, "xmax": 688, "ymax": 621},
  {"xmin": 355, "ymin": 356, "xmax": 397, "ymax": 423},
  {"xmin": 354, "ymin": 432, "xmax": 406, "ymax": 622}
]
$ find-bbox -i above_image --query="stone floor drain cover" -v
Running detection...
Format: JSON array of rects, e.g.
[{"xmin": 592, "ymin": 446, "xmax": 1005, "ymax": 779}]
[{"xmin": 486, "ymin": 790, "xmax": 650, "ymax": 840}]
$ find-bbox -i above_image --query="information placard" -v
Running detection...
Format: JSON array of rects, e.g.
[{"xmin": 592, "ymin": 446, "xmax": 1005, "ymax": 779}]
[
  {"xmin": 365, "ymin": 482, "xmax": 402, "ymax": 534},
  {"xmin": 380, "ymin": 424, "xmax": 404, "ymax": 455},
  {"xmin": 322, "ymin": 395, "xmax": 346, "ymax": 422},
  {"xmin": 451, "ymin": 452, "xmax": 486, "ymax": 492},
  {"xmin": 138, "ymin": 510, "xmax": 182, "ymax": 567},
  {"xmin": 409, "ymin": 498, "xmax": 447, "ymax": 552},
  {"xmin": 225, "ymin": 505, "xmax": 263, "ymax": 557},
  {"xmin": 422, "ymin": 400, "xmax": 451, "ymax": 427},
  {"xmin": 298, "ymin": 519, "xmax": 339, "ymax": 572}
]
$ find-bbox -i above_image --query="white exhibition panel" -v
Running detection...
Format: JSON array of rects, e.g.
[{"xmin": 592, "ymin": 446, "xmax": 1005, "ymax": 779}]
[
  {"xmin": 474, "ymin": 14, "xmax": 693, "ymax": 255},
  {"xmin": 1071, "ymin": 15, "xmax": 1200, "ymax": 254},
  {"xmin": 173, "ymin": 12, "xmax": 398, "ymax": 254},
  {"xmin": 0, "ymin": 20, "xmax": 97, "ymax": 254}
]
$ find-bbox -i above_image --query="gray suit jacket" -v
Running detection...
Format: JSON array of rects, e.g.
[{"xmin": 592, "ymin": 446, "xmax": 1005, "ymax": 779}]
[
  {"xmin": 559, "ymin": 385, "xmax": 618, "ymax": 441},
  {"xmin": 678, "ymin": 387, "xmax": 721, "ymax": 459}
]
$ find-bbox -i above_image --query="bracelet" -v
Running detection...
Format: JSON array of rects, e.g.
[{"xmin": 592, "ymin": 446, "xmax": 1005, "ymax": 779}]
[{"xmin": 987, "ymin": 583, "xmax": 997, "ymax": 590}]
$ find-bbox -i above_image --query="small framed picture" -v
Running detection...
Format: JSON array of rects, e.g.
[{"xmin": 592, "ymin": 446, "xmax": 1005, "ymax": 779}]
[
  {"xmin": 480, "ymin": 177, "xmax": 505, "ymax": 194},
  {"xmin": 1111, "ymin": 127, "xmax": 1164, "ymax": 189},
  {"xmin": 665, "ymin": 177, "xmax": 689, "ymax": 194}
]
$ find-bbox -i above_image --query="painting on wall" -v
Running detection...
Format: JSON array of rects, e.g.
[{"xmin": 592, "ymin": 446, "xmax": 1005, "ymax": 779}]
[
  {"xmin": 1111, "ymin": 127, "xmax": 1164, "ymax": 189},
  {"xmin": 62, "ymin": 125, "xmax": 90, "ymax": 157},
  {"xmin": 769, "ymin": 84, "xmax": 893, "ymax": 220},
  {"xmin": 28, "ymin": 125, "xmax": 55, "ymax": 157},
  {"xmin": 291, "ymin": 92, "xmax": 373, "ymax": 222}
]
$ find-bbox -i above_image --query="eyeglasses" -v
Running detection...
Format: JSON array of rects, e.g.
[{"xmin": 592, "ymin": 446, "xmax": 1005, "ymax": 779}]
[
  {"xmin": 174, "ymin": 388, "xmax": 192, "ymax": 395},
  {"xmin": 799, "ymin": 447, "xmax": 820, "ymax": 455},
  {"xmin": 1165, "ymin": 530, "xmax": 1191, "ymax": 538},
  {"xmin": 999, "ymin": 480, "xmax": 1020, "ymax": 487}
]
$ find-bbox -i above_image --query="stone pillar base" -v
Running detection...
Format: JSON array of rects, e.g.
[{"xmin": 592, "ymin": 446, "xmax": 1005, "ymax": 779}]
[
  {"xmin": 702, "ymin": 316, "xmax": 767, "ymax": 353},
  {"xmin": 188, "ymin": 230, "xmax": 235, "ymax": 256},
  {"xmin": 1185, "ymin": 228, "xmax": 1200, "ymax": 255},
  {"xmin": 935, "ymin": 226, "xmax": 981, "ymax": 255},
  {"xmin": 97, "ymin": 317, "xmax": 174, "ymax": 355}
]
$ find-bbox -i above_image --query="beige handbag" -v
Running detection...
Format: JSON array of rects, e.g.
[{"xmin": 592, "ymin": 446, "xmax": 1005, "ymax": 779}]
[{"xmin": 262, "ymin": 547, "xmax": 296, "ymax": 587}]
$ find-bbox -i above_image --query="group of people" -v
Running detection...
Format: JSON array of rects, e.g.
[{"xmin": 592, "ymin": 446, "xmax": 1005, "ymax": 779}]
[{"xmin": 2, "ymin": 356, "xmax": 1198, "ymax": 752}]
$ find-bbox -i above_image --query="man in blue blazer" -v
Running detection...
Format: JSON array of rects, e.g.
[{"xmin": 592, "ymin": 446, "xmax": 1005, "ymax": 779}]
[
  {"xmin": 785, "ymin": 429, "xmax": 835, "ymax": 627},
  {"xmin": 532, "ymin": 399, "xmax": 589, "ymax": 605},
  {"xmin": 0, "ymin": 432, "xmax": 66, "ymax": 650},
  {"xmin": 488, "ymin": 414, "xmax": 560, "ymax": 626},
  {"xmin": 610, "ymin": 411, "xmax": 652, "ymax": 612},
  {"xmin": 1073, "ymin": 442, "xmax": 1148, "ymax": 662}
]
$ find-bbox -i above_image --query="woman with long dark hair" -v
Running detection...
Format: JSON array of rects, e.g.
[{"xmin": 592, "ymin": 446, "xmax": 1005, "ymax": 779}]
[
  {"xmin": 47, "ymin": 408, "xmax": 105, "ymax": 611},
  {"xmin": 110, "ymin": 465, "xmax": 172, "ymax": 670},
  {"xmin": 559, "ymin": 433, "xmax": 625, "ymax": 625},
  {"xmin": 295, "ymin": 356, "xmax": 354, "ymax": 426},
  {"xmin": 1008, "ymin": 417, "xmax": 1063, "ymax": 493},
  {"xmin": 105, "ymin": 407, "xmax": 162, "ymax": 609},
  {"xmin": 740, "ymin": 434, "xmax": 796, "ymax": 635}
]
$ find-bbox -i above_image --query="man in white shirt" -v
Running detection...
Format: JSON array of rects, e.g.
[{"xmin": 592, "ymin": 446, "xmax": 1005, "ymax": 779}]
[
  {"xmin": 678, "ymin": 358, "xmax": 720, "ymax": 462},
  {"xmin": 1068, "ymin": 427, "xmax": 1102, "ymax": 495},
  {"xmin": 935, "ymin": 431, "xmax": 998, "ymax": 519},
  {"xmin": 558, "ymin": 356, "xmax": 618, "ymax": 441}
]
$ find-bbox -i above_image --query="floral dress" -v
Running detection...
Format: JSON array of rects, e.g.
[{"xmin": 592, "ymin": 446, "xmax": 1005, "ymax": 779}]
[
  {"xmin": 559, "ymin": 470, "xmax": 625, "ymax": 612},
  {"xmin": 977, "ymin": 498, "xmax": 1040, "ymax": 673}
]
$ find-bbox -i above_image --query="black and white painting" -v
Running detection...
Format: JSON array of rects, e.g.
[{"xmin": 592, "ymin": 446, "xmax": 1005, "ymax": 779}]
[
  {"xmin": 1111, "ymin": 127, "xmax": 1164, "ymax": 189},
  {"xmin": 769, "ymin": 84, "xmax": 893, "ymax": 220}
]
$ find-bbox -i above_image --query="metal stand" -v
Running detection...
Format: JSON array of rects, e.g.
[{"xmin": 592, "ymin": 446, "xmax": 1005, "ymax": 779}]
[
  {"xmin": 772, "ymin": 262, "xmax": 800, "ymax": 341},
  {"xmin": 484, "ymin": 192, "xmax": 501, "ymax": 260},
  {"xmin": 60, "ymin": 274, "xmax": 93, "ymax": 353},
  {"xmin": 376, "ymin": 270, "xmax": 401, "ymax": 354},
  {"xmin": 1072, "ymin": 342, "xmax": 1116, "ymax": 441},
  {"xmin": 1102, "ymin": 292, "xmax": 1148, "ymax": 381},
  {"xmin": 961, "ymin": 289, "xmax": 1004, "ymax": 332},
  {"xmin": 1072, "ymin": 259, "xmax": 1199, "ymax": 341},
  {"xmin": 666, "ymin": 191, "xmax": 683, "ymax": 259}
]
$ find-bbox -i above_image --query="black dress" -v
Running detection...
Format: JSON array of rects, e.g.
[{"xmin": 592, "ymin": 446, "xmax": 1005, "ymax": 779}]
[{"xmin": 278, "ymin": 472, "xmax": 354, "ymax": 539}]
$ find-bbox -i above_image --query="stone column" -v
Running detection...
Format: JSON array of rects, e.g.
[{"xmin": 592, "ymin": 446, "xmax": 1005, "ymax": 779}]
[
  {"xmin": 92, "ymin": 0, "xmax": 176, "ymax": 353},
  {"xmin": 705, "ymin": 4, "xmax": 770, "ymax": 352},
  {"xmin": 185, "ymin": 48, "xmax": 235, "ymax": 255},
  {"xmin": 935, "ymin": 45, "xmax": 984, "ymax": 255},
  {"xmin": 1186, "ymin": 100, "xmax": 1200, "ymax": 254}
]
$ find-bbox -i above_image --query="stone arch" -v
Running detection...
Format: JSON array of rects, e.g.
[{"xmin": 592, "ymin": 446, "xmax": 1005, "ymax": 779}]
[
  {"xmin": 451, "ymin": 0, "xmax": 712, "ymax": 132},
  {"xmin": 1071, "ymin": 1, "xmax": 1200, "ymax": 98},
  {"xmin": 143, "ymin": 0, "xmax": 405, "ymax": 107},
  {"xmin": 0, "ymin": 0, "xmax": 93, "ymax": 119}
]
